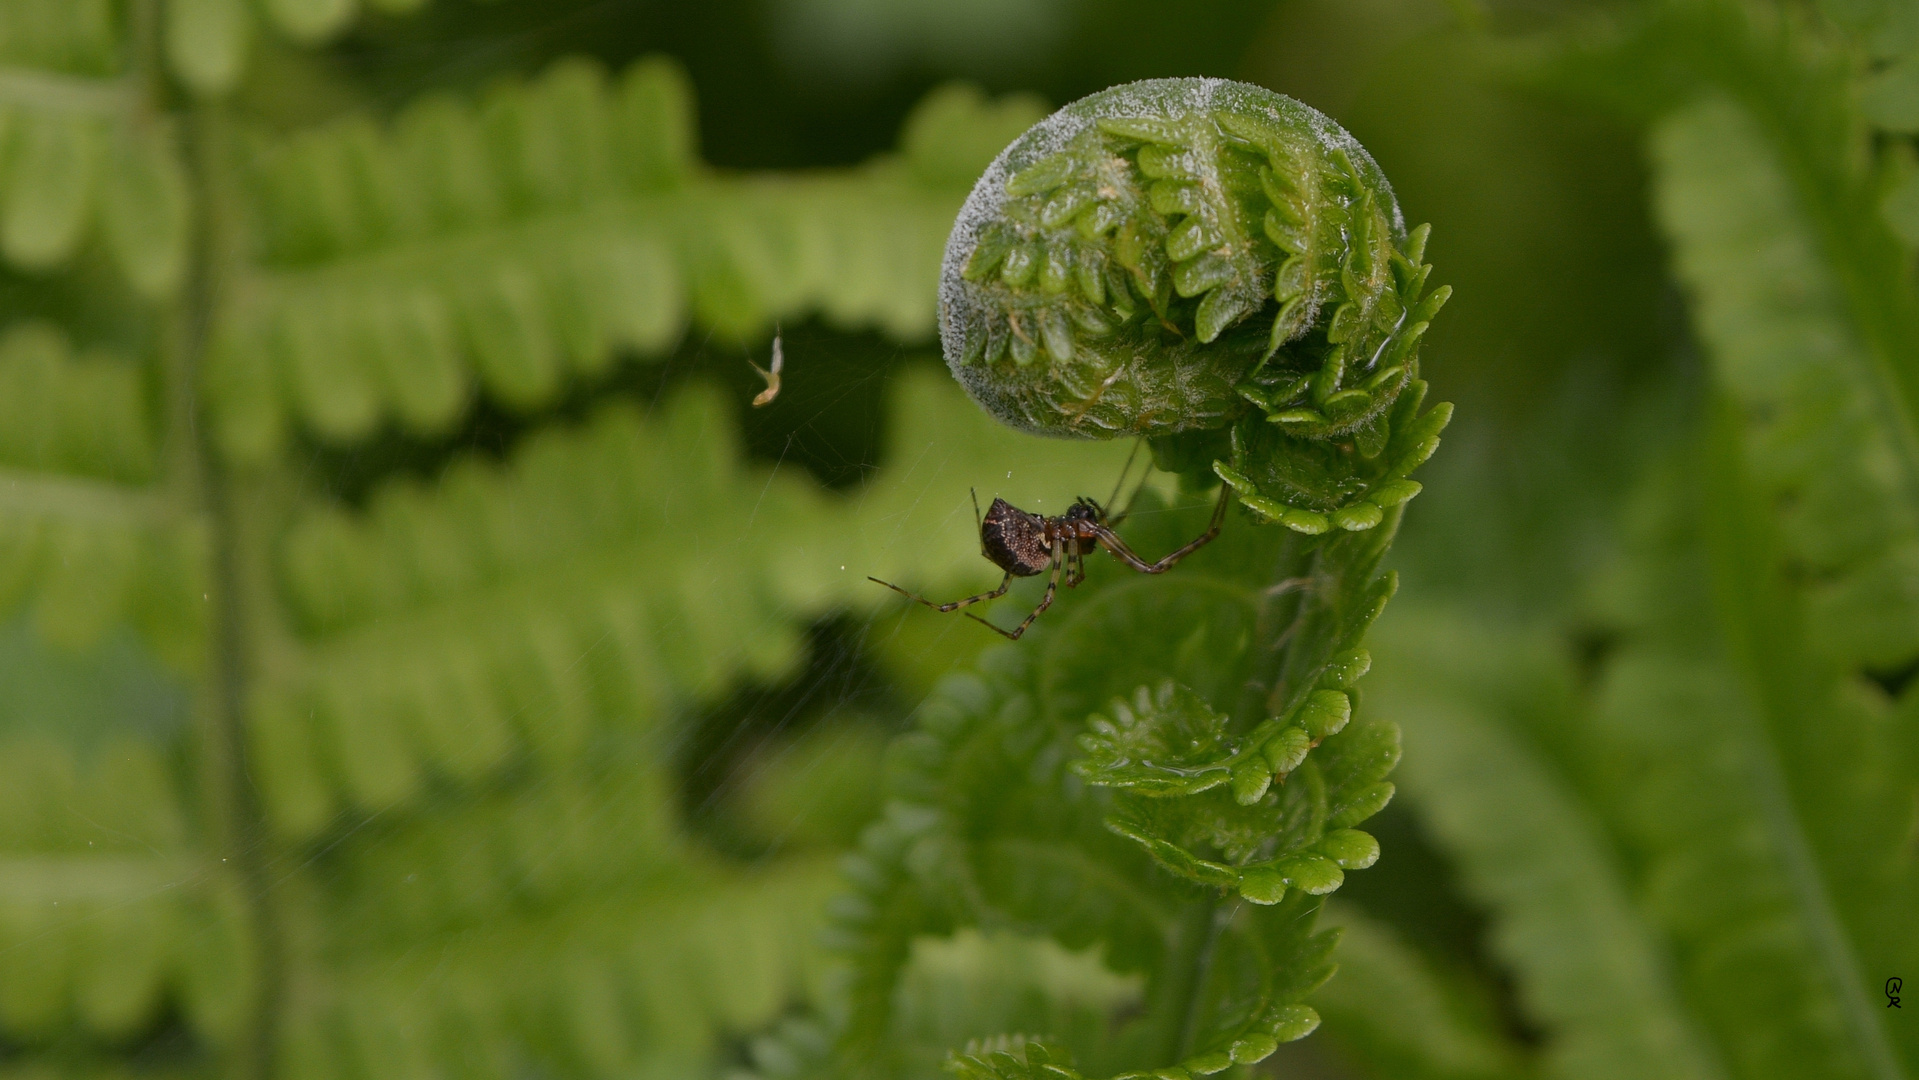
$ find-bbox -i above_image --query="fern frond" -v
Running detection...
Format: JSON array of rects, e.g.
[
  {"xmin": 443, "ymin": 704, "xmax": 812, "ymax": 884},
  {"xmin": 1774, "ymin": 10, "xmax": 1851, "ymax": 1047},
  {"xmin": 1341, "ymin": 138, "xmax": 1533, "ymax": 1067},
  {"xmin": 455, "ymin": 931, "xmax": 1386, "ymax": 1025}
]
[
  {"xmin": 0, "ymin": 469, "xmax": 204, "ymax": 662},
  {"xmin": 0, "ymin": 715, "xmax": 253, "ymax": 1049},
  {"xmin": 944, "ymin": 1038, "xmax": 1084, "ymax": 1080},
  {"xmin": 1644, "ymin": 91, "xmax": 1919, "ymax": 1078},
  {"xmin": 1367, "ymin": 608, "xmax": 1726, "ymax": 1080},
  {"xmin": 0, "ymin": 58, "xmax": 190, "ymax": 294},
  {"xmin": 1568, "ymin": 0, "xmax": 1919, "ymax": 499},
  {"xmin": 827, "ymin": 649, "xmax": 1332, "ymax": 1080},
  {"xmin": 252, "ymin": 369, "xmax": 1138, "ymax": 837},
  {"xmin": 0, "ymin": 618, "xmax": 245, "ymax": 1054},
  {"xmin": 282, "ymin": 835, "xmax": 838, "ymax": 1080},
  {"xmin": 0, "ymin": 322, "xmax": 152, "ymax": 482},
  {"xmin": 806, "ymin": 472, "xmax": 1426, "ymax": 1078},
  {"xmin": 207, "ymin": 59, "xmax": 1035, "ymax": 459},
  {"xmin": 1654, "ymin": 96, "xmax": 1919, "ymax": 670},
  {"xmin": 0, "ymin": 23, "xmax": 1458, "ymax": 1080},
  {"xmin": 254, "ymin": 386, "xmax": 816, "ymax": 832},
  {"xmin": 0, "ymin": 321, "xmax": 204, "ymax": 662},
  {"xmin": 0, "ymin": 1, "xmax": 119, "ymax": 78},
  {"xmin": 1311, "ymin": 902, "xmax": 1530, "ymax": 1080},
  {"xmin": 1079, "ymin": 676, "xmax": 1394, "ymax": 906},
  {"xmin": 885, "ymin": 929, "xmax": 1145, "ymax": 1078},
  {"xmin": 1349, "ymin": 46, "xmax": 1919, "ymax": 1080},
  {"xmin": 0, "ymin": 856, "xmax": 253, "ymax": 1047},
  {"xmin": 163, "ymin": 0, "xmax": 486, "ymax": 96}
]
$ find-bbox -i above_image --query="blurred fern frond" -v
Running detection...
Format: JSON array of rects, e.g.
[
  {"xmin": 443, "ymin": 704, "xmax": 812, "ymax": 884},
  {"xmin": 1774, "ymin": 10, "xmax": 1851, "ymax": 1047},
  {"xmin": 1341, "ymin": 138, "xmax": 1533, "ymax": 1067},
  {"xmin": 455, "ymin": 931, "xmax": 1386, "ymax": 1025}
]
[
  {"xmin": 1308, "ymin": 902, "xmax": 1529, "ymax": 1080},
  {"xmin": 1368, "ymin": 611, "xmax": 1728, "ymax": 1080},
  {"xmin": 164, "ymin": 0, "xmax": 508, "ymax": 95},
  {"xmin": 1346, "ymin": 7, "xmax": 1919, "ymax": 1080},
  {"xmin": 0, "ymin": 356, "xmax": 1139, "ymax": 1078},
  {"xmin": 0, "ymin": 86, "xmax": 190, "ymax": 296},
  {"xmin": 252, "ymin": 367, "xmax": 1137, "ymax": 838},
  {"xmin": 1637, "ymin": 88, "xmax": 1917, "ymax": 1079},
  {"xmin": 13, "ymin": 1, "xmax": 1918, "ymax": 1079},
  {"xmin": 0, "ymin": 317, "xmax": 207, "ymax": 669},
  {"xmin": 0, "ymin": 9, "xmax": 1080, "ymax": 1071},
  {"xmin": 208, "ymin": 59, "xmax": 1037, "ymax": 459},
  {"xmin": 243, "ymin": 366, "xmax": 1159, "ymax": 1080}
]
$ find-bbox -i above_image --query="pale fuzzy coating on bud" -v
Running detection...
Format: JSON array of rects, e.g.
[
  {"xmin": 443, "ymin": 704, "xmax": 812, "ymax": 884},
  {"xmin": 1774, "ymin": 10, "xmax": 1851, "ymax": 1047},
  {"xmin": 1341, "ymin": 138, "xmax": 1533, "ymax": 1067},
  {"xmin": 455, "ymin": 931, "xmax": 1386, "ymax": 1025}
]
[{"xmin": 939, "ymin": 77, "xmax": 1414, "ymax": 441}]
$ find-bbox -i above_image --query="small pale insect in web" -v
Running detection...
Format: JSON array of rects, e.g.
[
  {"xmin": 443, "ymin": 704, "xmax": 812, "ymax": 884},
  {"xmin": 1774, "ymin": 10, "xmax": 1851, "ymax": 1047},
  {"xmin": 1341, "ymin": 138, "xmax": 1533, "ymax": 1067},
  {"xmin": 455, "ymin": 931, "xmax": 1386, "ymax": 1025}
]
[
  {"xmin": 869, "ymin": 462, "xmax": 1232, "ymax": 640},
  {"xmin": 749, "ymin": 331, "xmax": 783, "ymax": 407}
]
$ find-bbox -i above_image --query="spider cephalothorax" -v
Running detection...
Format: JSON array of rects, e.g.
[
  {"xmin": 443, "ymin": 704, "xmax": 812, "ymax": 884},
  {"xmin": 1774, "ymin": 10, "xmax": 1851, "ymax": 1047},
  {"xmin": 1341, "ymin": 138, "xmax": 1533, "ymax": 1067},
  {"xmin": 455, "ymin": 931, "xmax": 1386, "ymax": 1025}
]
[{"xmin": 872, "ymin": 487, "xmax": 1230, "ymax": 640}]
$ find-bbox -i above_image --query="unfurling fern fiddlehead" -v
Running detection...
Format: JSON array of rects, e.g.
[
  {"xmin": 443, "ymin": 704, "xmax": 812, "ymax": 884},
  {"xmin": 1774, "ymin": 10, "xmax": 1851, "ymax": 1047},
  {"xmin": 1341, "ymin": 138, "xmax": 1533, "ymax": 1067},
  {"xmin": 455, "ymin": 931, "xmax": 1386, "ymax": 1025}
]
[
  {"xmin": 942, "ymin": 77, "xmax": 1452, "ymax": 533},
  {"xmin": 772, "ymin": 79, "xmax": 1453, "ymax": 1080}
]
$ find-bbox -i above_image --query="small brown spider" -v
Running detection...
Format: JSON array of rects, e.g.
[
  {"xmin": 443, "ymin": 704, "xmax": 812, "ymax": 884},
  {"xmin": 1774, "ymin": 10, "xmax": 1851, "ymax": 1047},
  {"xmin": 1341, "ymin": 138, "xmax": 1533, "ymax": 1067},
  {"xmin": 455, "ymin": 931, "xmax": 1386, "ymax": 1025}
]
[{"xmin": 870, "ymin": 484, "xmax": 1231, "ymax": 640}]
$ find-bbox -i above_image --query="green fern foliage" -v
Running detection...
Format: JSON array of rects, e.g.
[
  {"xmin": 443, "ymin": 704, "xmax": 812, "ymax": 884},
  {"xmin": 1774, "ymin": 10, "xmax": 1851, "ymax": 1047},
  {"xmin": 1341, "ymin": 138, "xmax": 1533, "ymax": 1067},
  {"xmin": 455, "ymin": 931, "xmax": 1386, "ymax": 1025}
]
[
  {"xmin": 0, "ymin": 10, "xmax": 1093, "ymax": 1071},
  {"xmin": 0, "ymin": 735, "xmax": 253, "ymax": 1051},
  {"xmin": 164, "ymin": 0, "xmax": 471, "ymax": 95},
  {"xmin": 943, "ymin": 79, "xmax": 1449, "ymax": 452},
  {"xmin": 0, "ymin": 0, "xmax": 120, "ymax": 76},
  {"xmin": 28, "ymin": 2, "xmax": 1919, "ymax": 1080},
  {"xmin": 0, "ymin": 321, "xmax": 151, "ymax": 482},
  {"xmin": 0, "ymin": 99, "xmax": 190, "ymax": 296},
  {"xmin": 1080, "ymin": 655, "xmax": 1395, "ymax": 907},
  {"xmin": 1308, "ymin": 903, "xmax": 1529, "ymax": 1080},
  {"xmin": 1655, "ymin": 94, "xmax": 1919, "ymax": 672},
  {"xmin": 776, "ymin": 444, "xmax": 1433, "ymax": 1078},
  {"xmin": 1349, "ymin": 11, "xmax": 1919, "ymax": 1079},
  {"xmin": 0, "ymin": 321, "xmax": 204, "ymax": 663},
  {"xmin": 0, "ymin": 0, "xmax": 193, "ymax": 291},
  {"xmin": 1643, "ymin": 90, "xmax": 1918, "ymax": 1078},
  {"xmin": 0, "ymin": 362, "xmax": 1139, "ymax": 1079},
  {"xmin": 254, "ymin": 368, "xmax": 1134, "ymax": 837},
  {"xmin": 246, "ymin": 367, "xmax": 1151, "ymax": 1080},
  {"xmin": 825, "ymin": 642, "xmax": 1336, "ymax": 1078},
  {"xmin": 1368, "ymin": 612, "xmax": 1727, "ymax": 1080},
  {"xmin": 276, "ymin": 784, "xmax": 840, "ymax": 1080},
  {"xmin": 208, "ymin": 56, "xmax": 1035, "ymax": 459}
]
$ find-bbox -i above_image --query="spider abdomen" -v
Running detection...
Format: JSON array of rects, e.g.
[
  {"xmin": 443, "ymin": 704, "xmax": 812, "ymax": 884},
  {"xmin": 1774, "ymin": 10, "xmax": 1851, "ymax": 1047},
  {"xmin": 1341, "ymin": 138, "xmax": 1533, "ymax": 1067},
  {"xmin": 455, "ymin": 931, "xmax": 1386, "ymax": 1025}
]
[{"xmin": 981, "ymin": 498, "xmax": 1054, "ymax": 576}]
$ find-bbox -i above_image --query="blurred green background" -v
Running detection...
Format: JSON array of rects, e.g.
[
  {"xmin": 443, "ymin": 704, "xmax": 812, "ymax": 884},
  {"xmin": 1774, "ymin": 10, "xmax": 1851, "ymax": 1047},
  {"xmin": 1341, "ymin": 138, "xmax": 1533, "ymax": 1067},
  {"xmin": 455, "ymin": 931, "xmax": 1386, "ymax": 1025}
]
[{"xmin": 0, "ymin": 1, "xmax": 1914, "ymax": 1079}]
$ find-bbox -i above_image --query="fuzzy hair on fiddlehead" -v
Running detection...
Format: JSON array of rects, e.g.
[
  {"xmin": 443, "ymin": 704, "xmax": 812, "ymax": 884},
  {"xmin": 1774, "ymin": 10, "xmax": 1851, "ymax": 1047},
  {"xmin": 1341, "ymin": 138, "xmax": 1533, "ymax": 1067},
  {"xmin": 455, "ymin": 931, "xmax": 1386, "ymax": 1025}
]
[{"xmin": 940, "ymin": 78, "xmax": 1452, "ymax": 532}]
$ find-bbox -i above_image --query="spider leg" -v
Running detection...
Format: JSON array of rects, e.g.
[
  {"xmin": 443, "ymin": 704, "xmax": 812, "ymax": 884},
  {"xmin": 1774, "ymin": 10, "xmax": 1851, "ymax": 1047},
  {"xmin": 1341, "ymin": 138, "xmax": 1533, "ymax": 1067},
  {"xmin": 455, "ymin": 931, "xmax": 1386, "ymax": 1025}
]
[
  {"xmin": 1065, "ymin": 547, "xmax": 1085, "ymax": 588},
  {"xmin": 965, "ymin": 541, "xmax": 1065, "ymax": 640},
  {"xmin": 868, "ymin": 572, "xmax": 1011, "ymax": 613},
  {"xmin": 1094, "ymin": 484, "xmax": 1231, "ymax": 574},
  {"xmin": 1101, "ymin": 446, "xmax": 1155, "ymax": 529},
  {"xmin": 970, "ymin": 487, "xmax": 985, "ymax": 558},
  {"xmin": 1104, "ymin": 438, "xmax": 1144, "ymax": 514},
  {"xmin": 1112, "ymin": 466, "xmax": 1153, "ymax": 527}
]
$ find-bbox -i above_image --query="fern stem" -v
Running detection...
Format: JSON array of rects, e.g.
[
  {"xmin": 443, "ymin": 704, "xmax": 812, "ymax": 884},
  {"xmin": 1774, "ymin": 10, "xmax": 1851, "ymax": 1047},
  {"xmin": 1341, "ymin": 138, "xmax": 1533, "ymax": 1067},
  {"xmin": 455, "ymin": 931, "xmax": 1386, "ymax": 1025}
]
[
  {"xmin": 178, "ymin": 99, "xmax": 288, "ymax": 1080},
  {"xmin": 128, "ymin": 0, "xmax": 288, "ymax": 1072},
  {"xmin": 1179, "ymin": 901, "xmax": 1237, "ymax": 1060},
  {"xmin": 1238, "ymin": 534, "xmax": 1317, "ymax": 725},
  {"xmin": 1151, "ymin": 529, "xmax": 1339, "ymax": 1063},
  {"xmin": 1150, "ymin": 898, "xmax": 1227, "ymax": 1063}
]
